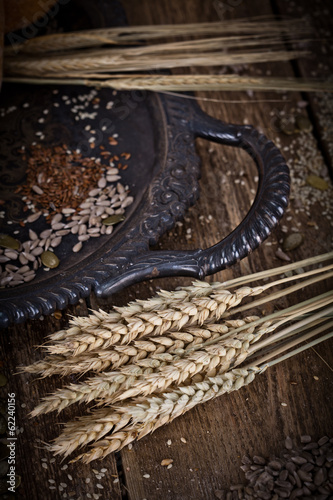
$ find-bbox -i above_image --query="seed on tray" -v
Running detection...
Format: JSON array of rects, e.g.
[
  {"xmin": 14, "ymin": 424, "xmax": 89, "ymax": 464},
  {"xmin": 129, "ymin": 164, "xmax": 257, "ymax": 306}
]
[
  {"xmin": 32, "ymin": 185, "xmax": 44, "ymax": 195},
  {"xmin": 0, "ymin": 234, "xmax": 20, "ymax": 250},
  {"xmin": 102, "ymin": 214, "xmax": 125, "ymax": 226},
  {"xmin": 62, "ymin": 208, "xmax": 76, "ymax": 215},
  {"xmin": 51, "ymin": 213, "xmax": 63, "ymax": 225},
  {"xmin": 41, "ymin": 251, "xmax": 60, "ymax": 269},
  {"xmin": 40, "ymin": 229, "xmax": 52, "ymax": 239},
  {"xmin": 78, "ymin": 235, "xmax": 90, "ymax": 242},
  {"xmin": 55, "ymin": 229, "xmax": 70, "ymax": 236},
  {"xmin": 19, "ymin": 254, "xmax": 28, "ymax": 265},
  {"xmin": 72, "ymin": 242, "xmax": 83, "ymax": 253},
  {"xmin": 50, "ymin": 237, "xmax": 62, "ymax": 248},
  {"xmin": 4, "ymin": 250, "xmax": 18, "ymax": 260},
  {"xmin": 1, "ymin": 102, "xmax": 134, "ymax": 288},
  {"xmin": 26, "ymin": 211, "xmax": 42, "ymax": 223}
]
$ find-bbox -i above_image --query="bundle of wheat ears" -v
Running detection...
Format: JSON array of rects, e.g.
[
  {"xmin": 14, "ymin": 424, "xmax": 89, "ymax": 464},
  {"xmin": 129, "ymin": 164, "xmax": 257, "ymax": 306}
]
[
  {"xmin": 3, "ymin": 17, "xmax": 333, "ymax": 93},
  {"xmin": 21, "ymin": 252, "xmax": 333, "ymax": 463}
]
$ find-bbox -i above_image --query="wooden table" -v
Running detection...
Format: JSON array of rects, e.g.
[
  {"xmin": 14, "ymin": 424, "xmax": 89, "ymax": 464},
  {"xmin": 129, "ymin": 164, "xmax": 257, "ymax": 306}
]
[{"xmin": 1, "ymin": 1, "xmax": 332, "ymax": 499}]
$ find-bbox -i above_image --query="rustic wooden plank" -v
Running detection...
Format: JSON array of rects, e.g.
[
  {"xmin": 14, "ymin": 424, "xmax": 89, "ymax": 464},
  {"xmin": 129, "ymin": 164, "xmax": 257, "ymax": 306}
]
[
  {"xmin": 274, "ymin": 0, "xmax": 333, "ymax": 175},
  {"xmin": 1, "ymin": 300, "xmax": 123, "ymax": 500},
  {"xmin": 102, "ymin": 1, "xmax": 333, "ymax": 499}
]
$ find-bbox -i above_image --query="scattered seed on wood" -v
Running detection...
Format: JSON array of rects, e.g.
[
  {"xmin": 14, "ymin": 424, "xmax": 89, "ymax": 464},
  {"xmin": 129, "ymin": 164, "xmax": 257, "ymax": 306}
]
[{"xmin": 161, "ymin": 459, "xmax": 174, "ymax": 466}]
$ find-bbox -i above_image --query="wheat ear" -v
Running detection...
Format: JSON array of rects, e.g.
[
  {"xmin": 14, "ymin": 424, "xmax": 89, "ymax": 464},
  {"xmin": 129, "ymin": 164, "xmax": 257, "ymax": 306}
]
[{"xmin": 50, "ymin": 367, "xmax": 257, "ymax": 460}]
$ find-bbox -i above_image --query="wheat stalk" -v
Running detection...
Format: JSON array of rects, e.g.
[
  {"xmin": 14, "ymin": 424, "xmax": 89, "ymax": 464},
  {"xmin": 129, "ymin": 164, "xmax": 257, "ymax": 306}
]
[
  {"xmin": 29, "ymin": 294, "xmax": 333, "ymax": 416},
  {"xmin": 34, "ymin": 261, "xmax": 333, "ymax": 357},
  {"xmin": 21, "ymin": 253, "xmax": 332, "ymax": 463},
  {"xmin": 4, "ymin": 17, "xmax": 311, "ymax": 54},
  {"xmin": 30, "ymin": 317, "xmax": 266, "ymax": 416},
  {"xmin": 48, "ymin": 315, "xmax": 332, "ymax": 463},
  {"xmin": 5, "ymin": 74, "xmax": 332, "ymax": 93},
  {"xmin": 20, "ymin": 254, "xmax": 333, "ymax": 378},
  {"xmin": 49, "ymin": 367, "xmax": 258, "ymax": 460}
]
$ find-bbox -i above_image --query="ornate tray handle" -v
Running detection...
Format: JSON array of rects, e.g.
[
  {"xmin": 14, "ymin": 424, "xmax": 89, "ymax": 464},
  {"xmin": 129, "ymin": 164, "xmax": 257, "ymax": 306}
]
[{"xmin": 96, "ymin": 108, "xmax": 290, "ymax": 297}]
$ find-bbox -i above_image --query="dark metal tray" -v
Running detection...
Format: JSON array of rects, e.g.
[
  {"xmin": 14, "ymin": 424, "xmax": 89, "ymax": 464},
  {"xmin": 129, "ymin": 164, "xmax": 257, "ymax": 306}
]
[{"xmin": 0, "ymin": 2, "xmax": 290, "ymax": 328}]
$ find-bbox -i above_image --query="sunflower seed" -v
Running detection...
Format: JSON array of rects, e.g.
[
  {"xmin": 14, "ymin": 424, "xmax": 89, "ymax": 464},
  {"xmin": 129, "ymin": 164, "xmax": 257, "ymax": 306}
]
[
  {"xmin": 51, "ymin": 213, "xmax": 63, "ymax": 225},
  {"xmin": 78, "ymin": 224, "xmax": 87, "ymax": 236},
  {"xmin": 5, "ymin": 264, "xmax": 18, "ymax": 272},
  {"xmin": 122, "ymin": 196, "xmax": 134, "ymax": 208},
  {"xmin": 87, "ymin": 227, "xmax": 100, "ymax": 234},
  {"xmin": 28, "ymin": 229, "xmax": 38, "ymax": 241},
  {"xmin": 19, "ymin": 254, "xmax": 29, "ymax": 265},
  {"xmin": 78, "ymin": 235, "xmax": 90, "ymax": 242},
  {"xmin": 23, "ymin": 272, "xmax": 36, "ymax": 282},
  {"xmin": 32, "ymin": 185, "xmax": 44, "ymax": 195},
  {"xmin": 17, "ymin": 265, "xmax": 30, "ymax": 274},
  {"xmin": 30, "ymin": 239, "xmax": 40, "ymax": 250},
  {"xmin": 72, "ymin": 242, "xmax": 83, "ymax": 253},
  {"xmin": 26, "ymin": 211, "xmax": 42, "ymax": 223},
  {"xmin": 98, "ymin": 177, "xmax": 107, "ymax": 189},
  {"xmin": 64, "ymin": 220, "xmax": 79, "ymax": 228},
  {"xmin": 78, "ymin": 215, "xmax": 89, "ymax": 225},
  {"xmin": 52, "ymin": 222, "xmax": 65, "ymax": 230},
  {"xmin": 31, "ymin": 246, "xmax": 44, "ymax": 256},
  {"xmin": 0, "ymin": 276, "xmax": 13, "ymax": 286},
  {"xmin": 107, "ymin": 174, "xmax": 121, "ymax": 182},
  {"xmin": 50, "ymin": 237, "xmax": 62, "ymax": 248},
  {"xmin": 107, "ymin": 168, "xmax": 119, "ymax": 175},
  {"xmin": 40, "ymin": 229, "xmax": 52, "ymax": 239},
  {"xmin": 4, "ymin": 250, "xmax": 18, "ymax": 260},
  {"xmin": 55, "ymin": 229, "xmax": 70, "ymax": 236},
  {"xmin": 89, "ymin": 188, "xmax": 101, "ymax": 197},
  {"xmin": 79, "ymin": 202, "xmax": 93, "ymax": 209},
  {"xmin": 96, "ymin": 200, "xmax": 111, "ymax": 207},
  {"xmin": 62, "ymin": 208, "xmax": 76, "ymax": 215}
]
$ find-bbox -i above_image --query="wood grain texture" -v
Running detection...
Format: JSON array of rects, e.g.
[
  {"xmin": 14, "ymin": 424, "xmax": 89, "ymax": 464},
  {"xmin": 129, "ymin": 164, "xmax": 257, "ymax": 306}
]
[{"xmin": 1, "ymin": 0, "xmax": 332, "ymax": 499}]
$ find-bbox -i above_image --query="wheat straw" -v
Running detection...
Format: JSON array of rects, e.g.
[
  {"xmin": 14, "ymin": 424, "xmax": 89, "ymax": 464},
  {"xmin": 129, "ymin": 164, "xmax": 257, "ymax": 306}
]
[
  {"xmin": 29, "ymin": 297, "xmax": 332, "ymax": 416},
  {"xmin": 36, "ymin": 265, "xmax": 333, "ymax": 357},
  {"xmin": 21, "ymin": 255, "xmax": 333, "ymax": 378},
  {"xmin": 50, "ymin": 367, "xmax": 257, "ymax": 460},
  {"xmin": 21, "ymin": 253, "xmax": 333, "ymax": 463},
  {"xmin": 4, "ymin": 47, "xmax": 306, "ymax": 78},
  {"xmin": 4, "ymin": 73, "xmax": 332, "ymax": 93},
  {"xmin": 4, "ymin": 17, "xmax": 311, "ymax": 54}
]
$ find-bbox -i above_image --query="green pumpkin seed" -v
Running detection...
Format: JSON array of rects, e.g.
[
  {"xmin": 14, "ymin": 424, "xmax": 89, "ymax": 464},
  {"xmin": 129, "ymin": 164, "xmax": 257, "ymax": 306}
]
[
  {"xmin": 102, "ymin": 214, "xmax": 125, "ymax": 226},
  {"xmin": 306, "ymin": 174, "xmax": 329, "ymax": 191},
  {"xmin": 0, "ymin": 461, "xmax": 8, "ymax": 479},
  {"xmin": 282, "ymin": 233, "xmax": 304, "ymax": 252},
  {"xmin": 0, "ymin": 415, "xmax": 6, "ymax": 435},
  {"xmin": 41, "ymin": 251, "xmax": 60, "ymax": 269},
  {"xmin": 0, "ymin": 235, "xmax": 20, "ymax": 251},
  {"xmin": 295, "ymin": 115, "xmax": 313, "ymax": 133},
  {"xmin": 0, "ymin": 375, "xmax": 7, "ymax": 388},
  {"xmin": 279, "ymin": 119, "xmax": 295, "ymax": 136}
]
